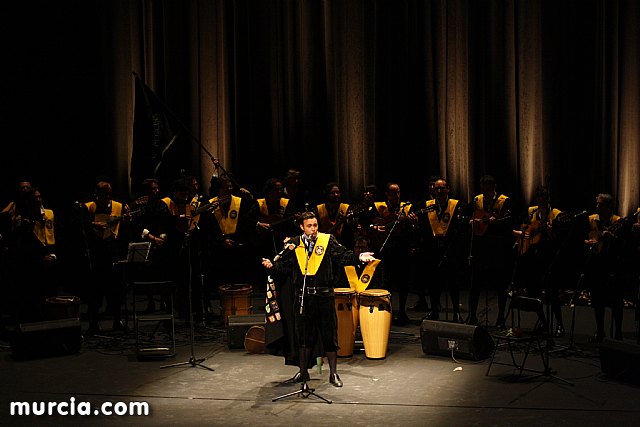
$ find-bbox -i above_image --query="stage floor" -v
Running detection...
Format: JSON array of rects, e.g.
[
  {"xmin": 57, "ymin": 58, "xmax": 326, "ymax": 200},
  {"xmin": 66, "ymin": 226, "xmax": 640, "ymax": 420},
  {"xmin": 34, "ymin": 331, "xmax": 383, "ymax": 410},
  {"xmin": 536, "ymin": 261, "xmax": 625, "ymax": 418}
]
[{"xmin": 1, "ymin": 289, "xmax": 639, "ymax": 426}]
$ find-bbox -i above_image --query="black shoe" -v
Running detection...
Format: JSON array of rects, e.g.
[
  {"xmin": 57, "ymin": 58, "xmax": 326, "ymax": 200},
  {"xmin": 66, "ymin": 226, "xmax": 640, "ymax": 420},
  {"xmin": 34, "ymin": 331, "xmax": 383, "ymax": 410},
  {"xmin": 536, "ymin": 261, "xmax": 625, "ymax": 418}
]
[
  {"xmin": 329, "ymin": 373, "xmax": 343, "ymax": 387},
  {"xmin": 285, "ymin": 370, "xmax": 310, "ymax": 384},
  {"xmin": 554, "ymin": 325, "xmax": 565, "ymax": 338},
  {"xmin": 588, "ymin": 331, "xmax": 605, "ymax": 343},
  {"xmin": 408, "ymin": 300, "xmax": 429, "ymax": 312},
  {"xmin": 393, "ymin": 312, "xmax": 410, "ymax": 326}
]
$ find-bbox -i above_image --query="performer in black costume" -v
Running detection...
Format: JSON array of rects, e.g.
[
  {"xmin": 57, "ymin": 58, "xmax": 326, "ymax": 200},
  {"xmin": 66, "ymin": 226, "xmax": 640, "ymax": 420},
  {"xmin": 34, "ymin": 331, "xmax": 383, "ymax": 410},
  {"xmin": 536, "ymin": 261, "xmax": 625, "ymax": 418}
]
[{"xmin": 262, "ymin": 211, "xmax": 376, "ymax": 387}]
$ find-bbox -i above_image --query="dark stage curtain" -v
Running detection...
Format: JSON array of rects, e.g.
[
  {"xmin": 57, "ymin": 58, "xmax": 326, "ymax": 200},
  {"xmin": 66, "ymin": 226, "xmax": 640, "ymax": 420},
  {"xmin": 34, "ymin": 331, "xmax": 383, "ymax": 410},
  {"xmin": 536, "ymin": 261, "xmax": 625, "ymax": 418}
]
[{"xmin": 2, "ymin": 0, "xmax": 639, "ymax": 215}]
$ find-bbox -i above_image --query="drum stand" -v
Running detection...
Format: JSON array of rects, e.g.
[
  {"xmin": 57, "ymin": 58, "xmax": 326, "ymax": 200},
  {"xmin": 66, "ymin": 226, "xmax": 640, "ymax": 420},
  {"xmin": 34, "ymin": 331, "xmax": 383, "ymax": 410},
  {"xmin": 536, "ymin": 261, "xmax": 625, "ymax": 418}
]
[
  {"xmin": 161, "ymin": 227, "xmax": 214, "ymax": 372},
  {"xmin": 273, "ymin": 247, "xmax": 332, "ymax": 404}
]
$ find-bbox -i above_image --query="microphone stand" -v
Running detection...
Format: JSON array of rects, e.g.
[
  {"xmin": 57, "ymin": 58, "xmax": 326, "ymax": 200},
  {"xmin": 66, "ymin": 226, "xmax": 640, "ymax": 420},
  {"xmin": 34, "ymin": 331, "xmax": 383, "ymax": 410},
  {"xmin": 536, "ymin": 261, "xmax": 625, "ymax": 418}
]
[
  {"xmin": 273, "ymin": 236, "xmax": 332, "ymax": 404},
  {"xmin": 161, "ymin": 215, "xmax": 214, "ymax": 372}
]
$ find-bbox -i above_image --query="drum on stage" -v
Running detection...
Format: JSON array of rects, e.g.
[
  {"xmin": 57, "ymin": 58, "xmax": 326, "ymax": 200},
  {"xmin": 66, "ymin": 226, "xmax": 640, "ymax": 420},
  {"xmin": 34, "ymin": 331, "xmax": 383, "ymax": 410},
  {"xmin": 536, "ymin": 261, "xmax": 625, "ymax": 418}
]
[
  {"xmin": 334, "ymin": 288, "xmax": 358, "ymax": 357},
  {"xmin": 358, "ymin": 289, "xmax": 392, "ymax": 359},
  {"xmin": 219, "ymin": 284, "xmax": 253, "ymax": 326}
]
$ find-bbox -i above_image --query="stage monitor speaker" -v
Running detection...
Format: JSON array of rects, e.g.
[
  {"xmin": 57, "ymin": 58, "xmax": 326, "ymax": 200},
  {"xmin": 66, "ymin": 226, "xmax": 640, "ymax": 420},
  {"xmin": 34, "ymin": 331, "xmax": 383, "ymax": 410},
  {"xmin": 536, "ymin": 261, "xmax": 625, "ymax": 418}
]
[
  {"xmin": 420, "ymin": 320, "xmax": 494, "ymax": 360},
  {"xmin": 227, "ymin": 314, "xmax": 265, "ymax": 349},
  {"xmin": 11, "ymin": 318, "xmax": 82, "ymax": 360},
  {"xmin": 599, "ymin": 338, "xmax": 640, "ymax": 385}
]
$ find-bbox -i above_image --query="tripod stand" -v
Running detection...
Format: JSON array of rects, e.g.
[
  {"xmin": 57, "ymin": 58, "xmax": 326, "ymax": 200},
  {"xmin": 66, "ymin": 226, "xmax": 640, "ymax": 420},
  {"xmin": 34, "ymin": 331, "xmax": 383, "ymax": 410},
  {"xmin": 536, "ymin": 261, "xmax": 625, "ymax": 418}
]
[
  {"xmin": 272, "ymin": 237, "xmax": 332, "ymax": 404},
  {"xmin": 161, "ymin": 225, "xmax": 214, "ymax": 372}
]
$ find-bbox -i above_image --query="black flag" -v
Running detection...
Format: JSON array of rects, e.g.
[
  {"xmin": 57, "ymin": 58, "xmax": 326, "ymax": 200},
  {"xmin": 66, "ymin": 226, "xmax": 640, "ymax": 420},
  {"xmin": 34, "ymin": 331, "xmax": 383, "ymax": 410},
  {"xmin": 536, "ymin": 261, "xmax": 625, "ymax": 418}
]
[{"xmin": 130, "ymin": 74, "xmax": 184, "ymax": 192}]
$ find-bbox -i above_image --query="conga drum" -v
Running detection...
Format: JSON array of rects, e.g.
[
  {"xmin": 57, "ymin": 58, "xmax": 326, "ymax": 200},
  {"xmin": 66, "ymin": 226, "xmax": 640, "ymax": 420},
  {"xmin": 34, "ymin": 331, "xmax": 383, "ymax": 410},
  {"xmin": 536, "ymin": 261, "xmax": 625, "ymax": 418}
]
[
  {"xmin": 334, "ymin": 288, "xmax": 357, "ymax": 357},
  {"xmin": 219, "ymin": 284, "xmax": 253, "ymax": 326},
  {"xmin": 358, "ymin": 289, "xmax": 392, "ymax": 359}
]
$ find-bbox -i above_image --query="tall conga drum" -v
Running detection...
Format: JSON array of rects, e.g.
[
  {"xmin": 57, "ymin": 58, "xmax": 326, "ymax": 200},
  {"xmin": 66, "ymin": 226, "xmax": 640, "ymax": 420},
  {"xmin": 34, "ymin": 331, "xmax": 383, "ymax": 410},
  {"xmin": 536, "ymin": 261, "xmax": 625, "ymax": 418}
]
[
  {"xmin": 334, "ymin": 288, "xmax": 357, "ymax": 357},
  {"xmin": 358, "ymin": 289, "xmax": 392, "ymax": 359},
  {"xmin": 219, "ymin": 284, "xmax": 253, "ymax": 326}
]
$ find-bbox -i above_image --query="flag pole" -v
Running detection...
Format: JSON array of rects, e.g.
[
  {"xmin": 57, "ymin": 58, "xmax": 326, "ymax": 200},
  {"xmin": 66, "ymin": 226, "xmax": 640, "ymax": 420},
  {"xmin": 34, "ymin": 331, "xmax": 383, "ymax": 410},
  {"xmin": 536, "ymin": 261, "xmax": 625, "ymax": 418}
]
[{"xmin": 131, "ymin": 72, "xmax": 251, "ymax": 197}]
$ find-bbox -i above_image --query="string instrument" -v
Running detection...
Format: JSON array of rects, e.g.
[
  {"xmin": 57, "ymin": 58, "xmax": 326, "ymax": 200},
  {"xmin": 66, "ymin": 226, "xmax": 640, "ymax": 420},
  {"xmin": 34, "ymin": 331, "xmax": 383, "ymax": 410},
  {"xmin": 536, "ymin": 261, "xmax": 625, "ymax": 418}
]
[
  {"xmin": 93, "ymin": 206, "xmax": 146, "ymax": 239},
  {"xmin": 257, "ymin": 207, "xmax": 302, "ymax": 237},
  {"xmin": 327, "ymin": 202, "xmax": 369, "ymax": 237},
  {"xmin": 515, "ymin": 210, "xmax": 587, "ymax": 256},
  {"xmin": 587, "ymin": 215, "xmax": 632, "ymax": 255},
  {"xmin": 471, "ymin": 210, "xmax": 511, "ymax": 236},
  {"xmin": 370, "ymin": 203, "xmax": 436, "ymax": 250},
  {"xmin": 191, "ymin": 195, "xmax": 231, "ymax": 216}
]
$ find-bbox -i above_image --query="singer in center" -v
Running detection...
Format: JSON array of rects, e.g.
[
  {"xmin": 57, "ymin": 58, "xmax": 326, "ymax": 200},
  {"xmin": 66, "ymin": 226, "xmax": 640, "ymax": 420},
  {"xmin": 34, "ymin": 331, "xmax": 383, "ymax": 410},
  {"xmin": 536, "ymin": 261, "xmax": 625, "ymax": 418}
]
[{"xmin": 262, "ymin": 211, "xmax": 376, "ymax": 387}]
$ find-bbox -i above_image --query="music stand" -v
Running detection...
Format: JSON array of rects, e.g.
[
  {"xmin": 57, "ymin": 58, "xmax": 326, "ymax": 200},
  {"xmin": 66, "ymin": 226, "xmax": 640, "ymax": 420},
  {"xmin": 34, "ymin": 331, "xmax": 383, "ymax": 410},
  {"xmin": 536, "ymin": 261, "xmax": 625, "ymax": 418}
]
[
  {"xmin": 128, "ymin": 242, "xmax": 152, "ymax": 263},
  {"xmin": 272, "ymin": 239, "xmax": 332, "ymax": 404}
]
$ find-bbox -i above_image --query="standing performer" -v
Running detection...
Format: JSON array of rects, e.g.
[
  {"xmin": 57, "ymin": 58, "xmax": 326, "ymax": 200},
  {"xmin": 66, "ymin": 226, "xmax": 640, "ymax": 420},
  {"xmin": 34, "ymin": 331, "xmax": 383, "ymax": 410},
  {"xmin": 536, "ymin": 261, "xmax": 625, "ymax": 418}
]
[
  {"xmin": 512, "ymin": 186, "xmax": 571, "ymax": 337},
  {"xmin": 583, "ymin": 193, "xmax": 627, "ymax": 342},
  {"xmin": 410, "ymin": 177, "xmax": 466, "ymax": 322},
  {"xmin": 369, "ymin": 182, "xmax": 414, "ymax": 325},
  {"xmin": 262, "ymin": 211, "xmax": 376, "ymax": 387},
  {"xmin": 466, "ymin": 175, "xmax": 513, "ymax": 328},
  {"xmin": 81, "ymin": 179, "xmax": 131, "ymax": 334},
  {"xmin": 316, "ymin": 182, "xmax": 354, "ymax": 248}
]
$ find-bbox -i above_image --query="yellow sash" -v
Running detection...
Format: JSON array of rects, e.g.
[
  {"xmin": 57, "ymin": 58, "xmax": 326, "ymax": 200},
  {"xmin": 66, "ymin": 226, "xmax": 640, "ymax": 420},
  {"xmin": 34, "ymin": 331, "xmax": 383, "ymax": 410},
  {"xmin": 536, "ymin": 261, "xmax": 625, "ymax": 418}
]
[
  {"xmin": 527, "ymin": 206, "xmax": 561, "ymax": 224},
  {"xmin": 475, "ymin": 194, "xmax": 507, "ymax": 212},
  {"xmin": 33, "ymin": 209, "xmax": 55, "ymax": 246},
  {"xmin": 427, "ymin": 199, "xmax": 458, "ymax": 237},
  {"xmin": 213, "ymin": 195, "xmax": 241, "ymax": 235},
  {"xmin": 317, "ymin": 203, "xmax": 349, "ymax": 234},
  {"xmin": 375, "ymin": 201, "xmax": 411, "ymax": 217},
  {"xmin": 344, "ymin": 259, "xmax": 380, "ymax": 293},
  {"xmin": 295, "ymin": 233, "xmax": 330, "ymax": 275},
  {"xmin": 85, "ymin": 201, "xmax": 123, "ymax": 238},
  {"xmin": 258, "ymin": 198, "xmax": 289, "ymax": 217},
  {"xmin": 188, "ymin": 196, "xmax": 202, "ymax": 229}
]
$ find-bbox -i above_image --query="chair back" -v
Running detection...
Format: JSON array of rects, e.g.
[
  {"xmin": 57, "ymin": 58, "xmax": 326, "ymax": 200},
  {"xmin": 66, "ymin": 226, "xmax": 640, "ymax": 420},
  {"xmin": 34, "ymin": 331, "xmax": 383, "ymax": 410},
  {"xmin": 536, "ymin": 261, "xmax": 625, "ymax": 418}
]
[{"xmin": 507, "ymin": 296, "xmax": 543, "ymax": 332}]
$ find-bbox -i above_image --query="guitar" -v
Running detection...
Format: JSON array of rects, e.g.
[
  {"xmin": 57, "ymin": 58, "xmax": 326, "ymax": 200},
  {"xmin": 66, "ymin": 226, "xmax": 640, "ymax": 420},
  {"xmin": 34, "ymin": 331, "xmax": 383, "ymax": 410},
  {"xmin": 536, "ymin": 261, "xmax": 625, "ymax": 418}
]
[
  {"xmin": 515, "ymin": 210, "xmax": 587, "ymax": 255},
  {"xmin": 587, "ymin": 215, "xmax": 632, "ymax": 254},
  {"xmin": 370, "ymin": 203, "xmax": 437, "ymax": 250},
  {"xmin": 93, "ymin": 206, "xmax": 146, "ymax": 239},
  {"xmin": 191, "ymin": 195, "xmax": 231, "ymax": 216},
  {"xmin": 327, "ymin": 202, "xmax": 369, "ymax": 237},
  {"xmin": 471, "ymin": 210, "xmax": 512, "ymax": 236}
]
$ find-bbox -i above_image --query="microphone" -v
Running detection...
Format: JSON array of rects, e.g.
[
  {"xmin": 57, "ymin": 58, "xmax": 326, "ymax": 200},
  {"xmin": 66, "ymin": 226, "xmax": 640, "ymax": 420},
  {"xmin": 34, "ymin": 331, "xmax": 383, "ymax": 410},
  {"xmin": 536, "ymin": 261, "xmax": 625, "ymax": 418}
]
[{"xmin": 274, "ymin": 242, "xmax": 296, "ymax": 262}]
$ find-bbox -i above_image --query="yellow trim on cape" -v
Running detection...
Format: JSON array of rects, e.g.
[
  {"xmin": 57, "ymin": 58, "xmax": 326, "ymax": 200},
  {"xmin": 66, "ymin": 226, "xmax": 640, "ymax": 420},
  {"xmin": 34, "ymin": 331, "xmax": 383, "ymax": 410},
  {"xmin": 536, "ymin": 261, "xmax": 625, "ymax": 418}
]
[
  {"xmin": 427, "ymin": 199, "xmax": 458, "ymax": 236},
  {"xmin": 213, "ymin": 195, "xmax": 241, "ymax": 235},
  {"xmin": 33, "ymin": 209, "xmax": 55, "ymax": 246},
  {"xmin": 344, "ymin": 259, "xmax": 380, "ymax": 293},
  {"xmin": 295, "ymin": 233, "xmax": 330, "ymax": 276}
]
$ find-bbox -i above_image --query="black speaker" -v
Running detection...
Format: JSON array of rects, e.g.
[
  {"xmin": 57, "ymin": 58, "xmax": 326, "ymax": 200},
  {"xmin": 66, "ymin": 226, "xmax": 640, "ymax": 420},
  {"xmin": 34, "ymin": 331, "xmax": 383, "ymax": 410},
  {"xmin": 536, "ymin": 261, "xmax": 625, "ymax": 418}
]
[
  {"xmin": 599, "ymin": 338, "xmax": 640, "ymax": 385},
  {"xmin": 420, "ymin": 320, "xmax": 494, "ymax": 360},
  {"xmin": 227, "ymin": 314, "xmax": 265, "ymax": 349},
  {"xmin": 10, "ymin": 318, "xmax": 82, "ymax": 360}
]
